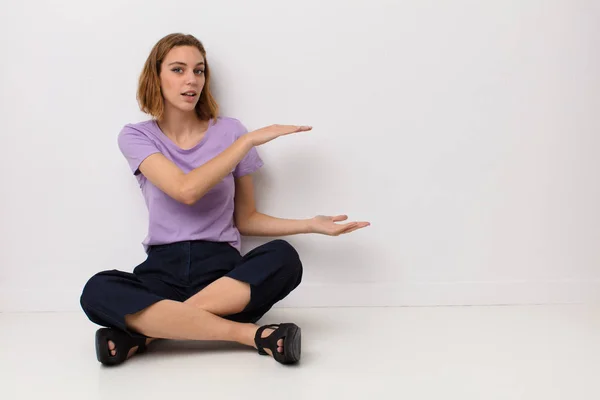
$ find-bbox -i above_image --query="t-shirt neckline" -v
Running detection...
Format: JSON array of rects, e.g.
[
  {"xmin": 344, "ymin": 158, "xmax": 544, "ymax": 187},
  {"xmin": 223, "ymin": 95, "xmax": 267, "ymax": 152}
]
[{"xmin": 153, "ymin": 118, "xmax": 214, "ymax": 153}]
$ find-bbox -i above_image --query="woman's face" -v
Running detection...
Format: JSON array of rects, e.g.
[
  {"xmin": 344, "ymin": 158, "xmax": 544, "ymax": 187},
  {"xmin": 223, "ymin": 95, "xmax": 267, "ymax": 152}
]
[{"xmin": 159, "ymin": 45, "xmax": 206, "ymax": 114}]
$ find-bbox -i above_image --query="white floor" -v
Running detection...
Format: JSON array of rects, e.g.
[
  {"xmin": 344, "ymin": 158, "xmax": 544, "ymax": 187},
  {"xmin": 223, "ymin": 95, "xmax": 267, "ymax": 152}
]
[{"xmin": 2, "ymin": 305, "xmax": 599, "ymax": 399}]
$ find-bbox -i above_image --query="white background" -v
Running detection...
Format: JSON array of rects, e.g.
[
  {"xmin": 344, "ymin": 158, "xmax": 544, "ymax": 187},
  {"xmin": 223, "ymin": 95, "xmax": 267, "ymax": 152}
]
[{"xmin": 1, "ymin": 0, "xmax": 599, "ymax": 311}]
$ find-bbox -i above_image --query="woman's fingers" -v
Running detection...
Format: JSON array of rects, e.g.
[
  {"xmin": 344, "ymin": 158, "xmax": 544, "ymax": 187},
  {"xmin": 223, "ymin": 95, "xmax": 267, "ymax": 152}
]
[
  {"xmin": 339, "ymin": 222, "xmax": 370, "ymax": 235},
  {"xmin": 331, "ymin": 215, "xmax": 349, "ymax": 222},
  {"xmin": 334, "ymin": 222, "xmax": 358, "ymax": 235},
  {"xmin": 276, "ymin": 125, "xmax": 312, "ymax": 134}
]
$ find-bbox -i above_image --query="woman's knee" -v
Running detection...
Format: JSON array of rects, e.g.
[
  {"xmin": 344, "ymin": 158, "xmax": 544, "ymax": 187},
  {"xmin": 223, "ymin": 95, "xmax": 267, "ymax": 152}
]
[
  {"xmin": 80, "ymin": 270, "xmax": 116, "ymax": 310},
  {"xmin": 268, "ymin": 239, "xmax": 303, "ymax": 286},
  {"xmin": 269, "ymin": 239, "xmax": 302, "ymax": 271}
]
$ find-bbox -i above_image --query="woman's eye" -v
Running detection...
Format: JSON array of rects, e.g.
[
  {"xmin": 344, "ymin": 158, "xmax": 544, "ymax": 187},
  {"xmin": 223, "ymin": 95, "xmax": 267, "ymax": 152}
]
[{"xmin": 171, "ymin": 68, "xmax": 203, "ymax": 75}]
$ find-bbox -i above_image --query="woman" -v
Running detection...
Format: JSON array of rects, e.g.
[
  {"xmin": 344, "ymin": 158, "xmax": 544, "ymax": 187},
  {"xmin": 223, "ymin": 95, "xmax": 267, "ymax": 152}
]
[{"xmin": 80, "ymin": 33, "xmax": 370, "ymax": 366}]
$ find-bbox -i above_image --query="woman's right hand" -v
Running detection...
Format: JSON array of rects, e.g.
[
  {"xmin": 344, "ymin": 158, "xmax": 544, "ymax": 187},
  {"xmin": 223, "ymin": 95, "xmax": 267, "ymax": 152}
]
[{"xmin": 245, "ymin": 124, "xmax": 312, "ymax": 147}]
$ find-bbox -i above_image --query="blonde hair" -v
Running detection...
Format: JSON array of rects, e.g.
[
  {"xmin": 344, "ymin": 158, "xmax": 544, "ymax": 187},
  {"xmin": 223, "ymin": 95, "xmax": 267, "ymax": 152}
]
[{"xmin": 137, "ymin": 33, "xmax": 219, "ymax": 122}]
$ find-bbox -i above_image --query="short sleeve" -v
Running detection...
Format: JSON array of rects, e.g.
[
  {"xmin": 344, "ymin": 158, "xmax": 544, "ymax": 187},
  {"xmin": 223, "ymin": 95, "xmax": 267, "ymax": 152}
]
[
  {"xmin": 117, "ymin": 125, "xmax": 161, "ymax": 175},
  {"xmin": 233, "ymin": 120, "xmax": 264, "ymax": 178}
]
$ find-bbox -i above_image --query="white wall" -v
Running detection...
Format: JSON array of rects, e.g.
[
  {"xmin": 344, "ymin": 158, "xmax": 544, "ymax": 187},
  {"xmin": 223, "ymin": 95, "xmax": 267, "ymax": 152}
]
[{"xmin": 1, "ymin": 0, "xmax": 599, "ymax": 311}]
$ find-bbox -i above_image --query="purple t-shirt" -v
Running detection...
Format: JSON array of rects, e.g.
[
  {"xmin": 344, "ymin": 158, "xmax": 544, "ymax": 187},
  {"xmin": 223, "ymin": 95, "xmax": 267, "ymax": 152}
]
[{"xmin": 117, "ymin": 116, "xmax": 263, "ymax": 253}]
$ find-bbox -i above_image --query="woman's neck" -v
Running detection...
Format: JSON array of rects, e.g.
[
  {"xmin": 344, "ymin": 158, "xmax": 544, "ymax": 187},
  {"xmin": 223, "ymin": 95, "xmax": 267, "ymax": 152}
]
[{"xmin": 158, "ymin": 106, "xmax": 207, "ymax": 140}]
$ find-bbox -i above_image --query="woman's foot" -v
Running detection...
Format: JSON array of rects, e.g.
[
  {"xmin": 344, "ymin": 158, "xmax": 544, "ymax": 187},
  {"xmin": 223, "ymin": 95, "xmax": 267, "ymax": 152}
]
[
  {"xmin": 256, "ymin": 327, "xmax": 284, "ymax": 356},
  {"xmin": 107, "ymin": 338, "xmax": 154, "ymax": 359},
  {"xmin": 252, "ymin": 323, "xmax": 301, "ymax": 364},
  {"xmin": 95, "ymin": 328, "xmax": 152, "ymax": 365}
]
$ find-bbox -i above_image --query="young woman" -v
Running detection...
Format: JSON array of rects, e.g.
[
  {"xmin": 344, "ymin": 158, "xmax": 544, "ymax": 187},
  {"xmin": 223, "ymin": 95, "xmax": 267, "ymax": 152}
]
[{"xmin": 80, "ymin": 33, "xmax": 369, "ymax": 366}]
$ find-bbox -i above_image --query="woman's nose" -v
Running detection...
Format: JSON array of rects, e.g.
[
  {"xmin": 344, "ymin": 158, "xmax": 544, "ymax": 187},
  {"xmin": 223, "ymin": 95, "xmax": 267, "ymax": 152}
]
[{"xmin": 186, "ymin": 71, "xmax": 197, "ymax": 83}]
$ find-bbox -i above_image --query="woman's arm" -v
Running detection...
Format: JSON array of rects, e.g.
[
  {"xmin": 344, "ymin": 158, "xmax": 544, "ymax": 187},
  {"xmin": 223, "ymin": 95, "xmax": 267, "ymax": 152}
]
[
  {"xmin": 233, "ymin": 175, "xmax": 312, "ymax": 236},
  {"xmin": 138, "ymin": 124, "xmax": 310, "ymax": 206},
  {"xmin": 234, "ymin": 175, "xmax": 370, "ymax": 236},
  {"xmin": 139, "ymin": 136, "xmax": 252, "ymax": 205}
]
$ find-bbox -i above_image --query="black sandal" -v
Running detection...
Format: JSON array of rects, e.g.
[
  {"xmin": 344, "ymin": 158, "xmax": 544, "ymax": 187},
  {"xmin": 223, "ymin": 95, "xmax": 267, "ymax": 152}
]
[
  {"xmin": 254, "ymin": 323, "xmax": 301, "ymax": 364},
  {"xmin": 95, "ymin": 328, "xmax": 147, "ymax": 366}
]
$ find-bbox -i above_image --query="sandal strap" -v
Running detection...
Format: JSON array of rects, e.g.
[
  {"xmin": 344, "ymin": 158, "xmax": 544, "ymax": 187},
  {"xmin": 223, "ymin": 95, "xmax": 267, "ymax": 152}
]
[
  {"xmin": 98, "ymin": 328, "xmax": 147, "ymax": 363},
  {"xmin": 254, "ymin": 324, "xmax": 281, "ymax": 356},
  {"xmin": 137, "ymin": 340, "xmax": 147, "ymax": 353}
]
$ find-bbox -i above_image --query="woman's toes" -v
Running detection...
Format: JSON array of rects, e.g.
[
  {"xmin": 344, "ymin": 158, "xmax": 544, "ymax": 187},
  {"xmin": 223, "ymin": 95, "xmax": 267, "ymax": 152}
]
[
  {"xmin": 258, "ymin": 328, "xmax": 286, "ymax": 356},
  {"xmin": 108, "ymin": 340, "xmax": 116, "ymax": 356}
]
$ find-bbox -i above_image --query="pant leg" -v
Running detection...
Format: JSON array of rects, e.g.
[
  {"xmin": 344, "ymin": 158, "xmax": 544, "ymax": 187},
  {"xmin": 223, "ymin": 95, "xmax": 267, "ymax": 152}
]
[
  {"xmin": 223, "ymin": 239, "xmax": 303, "ymax": 323},
  {"xmin": 81, "ymin": 242, "xmax": 203, "ymax": 334},
  {"xmin": 80, "ymin": 269, "xmax": 185, "ymax": 336}
]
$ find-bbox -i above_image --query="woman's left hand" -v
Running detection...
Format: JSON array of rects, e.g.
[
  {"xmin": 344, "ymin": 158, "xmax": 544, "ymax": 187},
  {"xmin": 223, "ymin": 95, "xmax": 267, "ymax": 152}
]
[{"xmin": 308, "ymin": 215, "xmax": 370, "ymax": 236}]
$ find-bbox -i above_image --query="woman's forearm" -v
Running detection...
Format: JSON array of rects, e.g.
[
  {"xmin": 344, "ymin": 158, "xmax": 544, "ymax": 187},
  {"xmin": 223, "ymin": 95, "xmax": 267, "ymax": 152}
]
[{"xmin": 237, "ymin": 212, "xmax": 313, "ymax": 236}]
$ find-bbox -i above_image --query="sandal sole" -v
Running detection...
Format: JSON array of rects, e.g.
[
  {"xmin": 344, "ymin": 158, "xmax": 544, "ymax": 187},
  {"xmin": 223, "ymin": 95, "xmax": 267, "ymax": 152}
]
[
  {"xmin": 284, "ymin": 326, "xmax": 301, "ymax": 364},
  {"xmin": 95, "ymin": 328, "xmax": 117, "ymax": 365}
]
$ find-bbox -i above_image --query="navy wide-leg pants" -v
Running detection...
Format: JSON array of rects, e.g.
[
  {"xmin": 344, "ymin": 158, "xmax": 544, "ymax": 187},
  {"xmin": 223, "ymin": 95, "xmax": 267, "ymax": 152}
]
[{"xmin": 80, "ymin": 239, "xmax": 303, "ymax": 336}]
